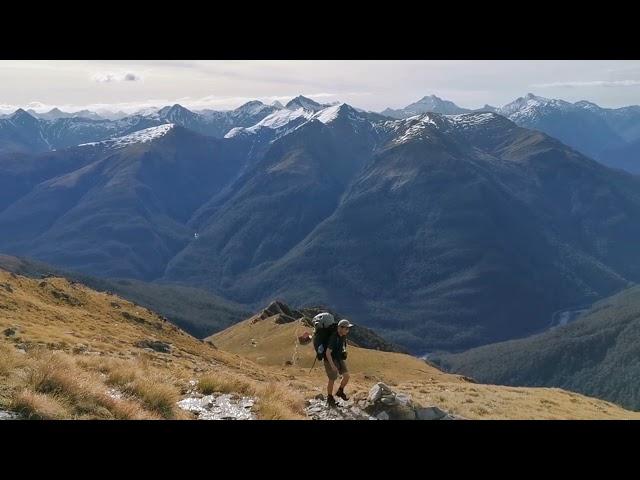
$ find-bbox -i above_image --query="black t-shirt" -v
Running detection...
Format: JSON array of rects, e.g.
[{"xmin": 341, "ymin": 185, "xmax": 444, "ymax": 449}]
[{"xmin": 326, "ymin": 331, "xmax": 347, "ymax": 361}]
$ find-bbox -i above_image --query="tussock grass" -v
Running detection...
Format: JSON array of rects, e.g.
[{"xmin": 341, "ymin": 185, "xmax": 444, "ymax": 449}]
[
  {"xmin": 9, "ymin": 350, "xmax": 163, "ymax": 419},
  {"xmin": 0, "ymin": 343, "xmax": 24, "ymax": 377},
  {"xmin": 73, "ymin": 355, "xmax": 179, "ymax": 418},
  {"xmin": 197, "ymin": 373, "xmax": 254, "ymax": 396},
  {"xmin": 107, "ymin": 365, "xmax": 139, "ymax": 387},
  {"xmin": 125, "ymin": 378, "xmax": 180, "ymax": 419},
  {"xmin": 254, "ymin": 382, "xmax": 306, "ymax": 420},
  {"xmin": 11, "ymin": 390, "xmax": 68, "ymax": 419}
]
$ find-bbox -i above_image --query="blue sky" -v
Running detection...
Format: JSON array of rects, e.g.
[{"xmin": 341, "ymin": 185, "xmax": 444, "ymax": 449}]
[{"xmin": 1, "ymin": 60, "xmax": 639, "ymax": 114}]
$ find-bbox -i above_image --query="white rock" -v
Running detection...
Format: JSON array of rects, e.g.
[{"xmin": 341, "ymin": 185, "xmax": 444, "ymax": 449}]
[{"xmin": 368, "ymin": 382, "xmax": 393, "ymax": 403}]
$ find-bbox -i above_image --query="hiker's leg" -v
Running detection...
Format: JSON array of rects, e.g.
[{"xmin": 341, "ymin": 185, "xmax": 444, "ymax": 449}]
[
  {"xmin": 324, "ymin": 359, "xmax": 337, "ymax": 396},
  {"xmin": 337, "ymin": 361, "xmax": 350, "ymax": 390},
  {"xmin": 339, "ymin": 372, "xmax": 350, "ymax": 390}
]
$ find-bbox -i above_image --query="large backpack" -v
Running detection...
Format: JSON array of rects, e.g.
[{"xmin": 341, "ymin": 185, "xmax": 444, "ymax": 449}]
[{"xmin": 312, "ymin": 312, "xmax": 337, "ymax": 360}]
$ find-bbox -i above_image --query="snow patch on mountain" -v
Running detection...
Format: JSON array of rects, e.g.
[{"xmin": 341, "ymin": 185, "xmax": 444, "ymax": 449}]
[
  {"xmin": 498, "ymin": 93, "xmax": 574, "ymax": 122},
  {"xmin": 225, "ymin": 108, "xmax": 312, "ymax": 138},
  {"xmin": 389, "ymin": 115, "xmax": 438, "ymax": 145},
  {"xmin": 78, "ymin": 123, "xmax": 175, "ymax": 149},
  {"xmin": 447, "ymin": 112, "xmax": 499, "ymax": 129}
]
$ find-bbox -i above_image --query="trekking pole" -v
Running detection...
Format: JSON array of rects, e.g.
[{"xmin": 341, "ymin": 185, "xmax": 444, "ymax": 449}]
[{"xmin": 309, "ymin": 356, "xmax": 317, "ymax": 374}]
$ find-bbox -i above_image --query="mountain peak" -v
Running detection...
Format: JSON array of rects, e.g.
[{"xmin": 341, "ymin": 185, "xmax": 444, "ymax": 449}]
[
  {"xmin": 236, "ymin": 100, "xmax": 264, "ymax": 110},
  {"xmin": 285, "ymin": 95, "xmax": 324, "ymax": 112},
  {"xmin": 575, "ymin": 99, "xmax": 602, "ymax": 111},
  {"xmin": 156, "ymin": 104, "xmax": 198, "ymax": 124},
  {"xmin": 10, "ymin": 108, "xmax": 33, "ymax": 118},
  {"xmin": 419, "ymin": 94, "xmax": 443, "ymax": 102},
  {"xmin": 311, "ymin": 103, "xmax": 359, "ymax": 124},
  {"xmin": 520, "ymin": 93, "xmax": 552, "ymax": 104},
  {"xmin": 386, "ymin": 95, "xmax": 470, "ymax": 117},
  {"xmin": 234, "ymin": 100, "xmax": 271, "ymax": 116},
  {"xmin": 271, "ymin": 100, "xmax": 285, "ymax": 109},
  {"xmin": 159, "ymin": 104, "xmax": 192, "ymax": 115},
  {"xmin": 9, "ymin": 108, "xmax": 38, "ymax": 125}
]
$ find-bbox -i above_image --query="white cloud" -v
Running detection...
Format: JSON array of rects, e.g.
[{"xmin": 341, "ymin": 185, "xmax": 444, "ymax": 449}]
[
  {"xmin": 533, "ymin": 80, "xmax": 640, "ymax": 88},
  {"xmin": 92, "ymin": 71, "xmax": 142, "ymax": 83}
]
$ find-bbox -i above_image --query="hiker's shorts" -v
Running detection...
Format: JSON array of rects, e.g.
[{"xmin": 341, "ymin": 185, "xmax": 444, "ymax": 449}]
[{"xmin": 324, "ymin": 358, "xmax": 348, "ymax": 381}]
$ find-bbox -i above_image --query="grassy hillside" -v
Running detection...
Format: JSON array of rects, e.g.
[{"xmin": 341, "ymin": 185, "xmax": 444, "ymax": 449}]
[
  {"xmin": 208, "ymin": 303, "xmax": 640, "ymax": 419},
  {"xmin": 0, "ymin": 268, "xmax": 308, "ymax": 419},
  {"xmin": 0, "ymin": 254, "xmax": 250, "ymax": 338},
  {"xmin": 3, "ymin": 266, "xmax": 639, "ymax": 419}
]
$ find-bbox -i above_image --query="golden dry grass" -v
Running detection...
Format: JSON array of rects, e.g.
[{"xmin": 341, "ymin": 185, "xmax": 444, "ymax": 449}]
[
  {"xmin": 195, "ymin": 372, "xmax": 306, "ymax": 419},
  {"xmin": 12, "ymin": 390, "xmax": 69, "ymax": 420},
  {"xmin": 197, "ymin": 373, "xmax": 254, "ymax": 396},
  {"xmin": 3, "ymin": 267, "xmax": 640, "ymax": 420},
  {"xmin": 124, "ymin": 378, "xmax": 180, "ymax": 419},
  {"xmin": 0, "ymin": 342, "xmax": 21, "ymax": 377},
  {"xmin": 210, "ymin": 311, "xmax": 640, "ymax": 420},
  {"xmin": 253, "ymin": 382, "xmax": 306, "ymax": 420},
  {"xmin": 0, "ymin": 269, "xmax": 304, "ymax": 419}
]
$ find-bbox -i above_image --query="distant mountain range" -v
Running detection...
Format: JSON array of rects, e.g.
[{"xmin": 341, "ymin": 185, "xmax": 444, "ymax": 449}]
[
  {"xmin": 2, "ymin": 96, "xmax": 640, "ymax": 353},
  {"xmin": 3, "ymin": 92, "xmax": 639, "ymax": 174},
  {"xmin": 382, "ymin": 93, "xmax": 640, "ymax": 173},
  {"xmin": 0, "ymin": 100, "xmax": 284, "ymax": 155}
]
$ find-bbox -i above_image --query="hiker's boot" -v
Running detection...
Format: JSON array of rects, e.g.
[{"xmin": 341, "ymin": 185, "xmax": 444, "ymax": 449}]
[
  {"xmin": 336, "ymin": 388, "xmax": 349, "ymax": 401},
  {"xmin": 327, "ymin": 394, "xmax": 337, "ymax": 407}
]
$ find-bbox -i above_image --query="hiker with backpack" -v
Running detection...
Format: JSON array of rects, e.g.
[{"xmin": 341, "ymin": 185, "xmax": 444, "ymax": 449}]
[{"xmin": 312, "ymin": 312, "xmax": 353, "ymax": 407}]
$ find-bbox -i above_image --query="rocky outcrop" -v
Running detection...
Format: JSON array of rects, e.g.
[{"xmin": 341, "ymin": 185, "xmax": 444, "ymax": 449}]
[
  {"xmin": 121, "ymin": 311, "xmax": 147, "ymax": 324},
  {"xmin": 360, "ymin": 383, "xmax": 464, "ymax": 420},
  {"xmin": 135, "ymin": 339, "xmax": 172, "ymax": 353},
  {"xmin": 305, "ymin": 396, "xmax": 376, "ymax": 420},
  {"xmin": 50, "ymin": 289, "xmax": 82, "ymax": 306},
  {"xmin": 250, "ymin": 300, "xmax": 303, "ymax": 325},
  {"xmin": 304, "ymin": 383, "xmax": 465, "ymax": 420},
  {"xmin": 177, "ymin": 381, "xmax": 256, "ymax": 420}
]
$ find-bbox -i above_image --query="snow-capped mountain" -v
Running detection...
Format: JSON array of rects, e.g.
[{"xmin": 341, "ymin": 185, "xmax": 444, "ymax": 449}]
[
  {"xmin": 225, "ymin": 108, "xmax": 312, "ymax": 139},
  {"xmin": 495, "ymin": 93, "xmax": 640, "ymax": 171},
  {"xmin": 225, "ymin": 102, "xmax": 385, "ymax": 144},
  {"xmin": 497, "ymin": 93, "xmax": 576, "ymax": 120},
  {"xmin": 384, "ymin": 93, "xmax": 640, "ymax": 173},
  {"xmin": 2, "ymin": 91, "xmax": 639, "ymax": 173}
]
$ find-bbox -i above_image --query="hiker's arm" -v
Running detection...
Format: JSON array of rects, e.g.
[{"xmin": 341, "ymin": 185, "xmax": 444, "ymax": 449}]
[{"xmin": 326, "ymin": 349, "xmax": 338, "ymax": 371}]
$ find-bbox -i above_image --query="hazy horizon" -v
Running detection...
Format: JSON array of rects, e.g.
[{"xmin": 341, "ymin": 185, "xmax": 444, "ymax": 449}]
[{"xmin": 1, "ymin": 60, "xmax": 639, "ymax": 114}]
